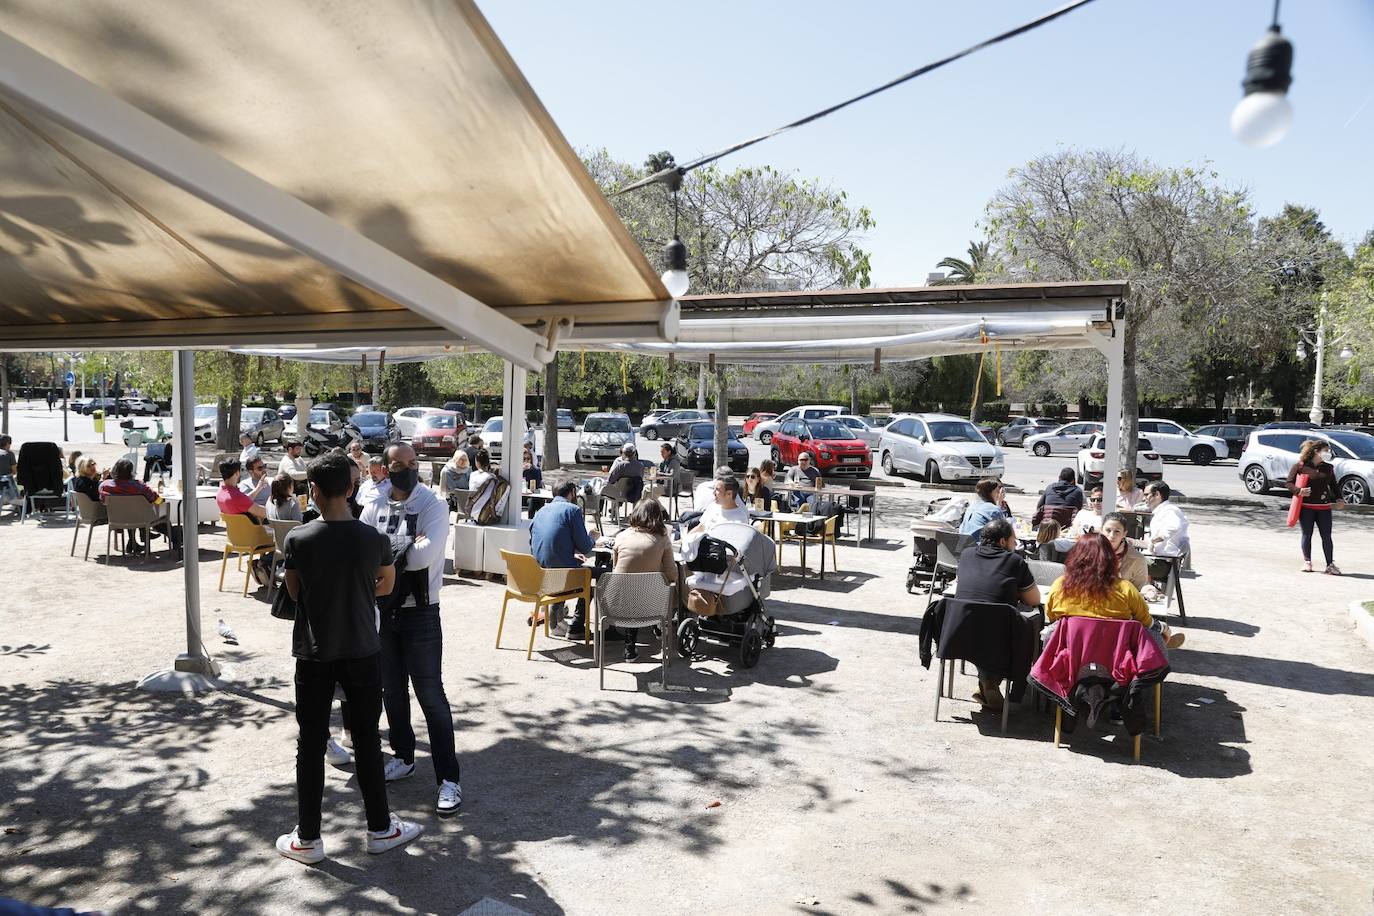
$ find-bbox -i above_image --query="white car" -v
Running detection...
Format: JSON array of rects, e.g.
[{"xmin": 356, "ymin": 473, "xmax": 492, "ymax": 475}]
[
  {"xmin": 192, "ymin": 403, "xmax": 218, "ymax": 443},
  {"xmin": 1025, "ymin": 421, "xmax": 1105, "ymax": 457},
  {"xmin": 575, "ymin": 413, "xmax": 635, "ymax": 464},
  {"xmin": 1075, "ymin": 435, "xmax": 1163, "ymax": 486},
  {"xmin": 754, "ymin": 404, "xmax": 845, "ymax": 445},
  {"xmin": 1137, "ymin": 418, "xmax": 1229, "ymax": 465},
  {"xmin": 1239, "ymin": 427, "xmax": 1374, "ymax": 505},
  {"xmin": 477, "ymin": 416, "xmax": 535, "ymax": 462},
  {"xmin": 830, "ymin": 414, "xmax": 885, "ymax": 449},
  {"xmin": 393, "ymin": 406, "xmax": 437, "ymax": 438},
  {"xmin": 877, "ymin": 413, "xmax": 1005, "ymax": 483}
]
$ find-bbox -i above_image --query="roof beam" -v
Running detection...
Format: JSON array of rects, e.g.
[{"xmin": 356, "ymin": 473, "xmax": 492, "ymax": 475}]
[{"xmin": 0, "ymin": 30, "xmax": 549, "ymax": 370}]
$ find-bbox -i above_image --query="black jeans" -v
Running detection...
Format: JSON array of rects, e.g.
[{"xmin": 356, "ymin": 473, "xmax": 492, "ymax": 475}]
[
  {"xmin": 380, "ymin": 603, "xmax": 461, "ymax": 784},
  {"xmin": 1299, "ymin": 506, "xmax": 1334, "ymax": 564},
  {"xmin": 294, "ymin": 653, "xmax": 389, "ymax": 839}
]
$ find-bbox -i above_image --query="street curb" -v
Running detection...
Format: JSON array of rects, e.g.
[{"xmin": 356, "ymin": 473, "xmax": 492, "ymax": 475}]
[
  {"xmin": 1175, "ymin": 494, "xmax": 1374, "ymax": 512},
  {"xmin": 1349, "ymin": 601, "xmax": 1374, "ymax": 655}
]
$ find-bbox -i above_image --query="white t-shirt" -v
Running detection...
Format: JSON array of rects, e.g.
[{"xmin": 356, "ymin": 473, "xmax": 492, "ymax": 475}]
[
  {"xmin": 700, "ymin": 501, "xmax": 751, "ymax": 530},
  {"xmin": 1070, "ymin": 508, "xmax": 1103, "ymax": 537},
  {"xmin": 1148, "ymin": 501, "xmax": 1190, "ymax": 557},
  {"xmin": 238, "ymin": 445, "xmax": 259, "ymax": 466}
]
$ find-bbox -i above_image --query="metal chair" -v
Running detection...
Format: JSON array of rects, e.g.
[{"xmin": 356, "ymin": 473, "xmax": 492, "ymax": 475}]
[
  {"xmin": 656, "ymin": 469, "xmax": 695, "ymax": 519},
  {"xmin": 779, "ymin": 511, "xmax": 840, "ymax": 578},
  {"xmin": 1026, "ymin": 559, "xmax": 1066, "ymax": 591},
  {"xmin": 595, "ymin": 479, "xmax": 634, "ymax": 532},
  {"xmin": 219, "ymin": 513, "xmax": 275, "ymax": 595},
  {"xmin": 70, "ymin": 491, "xmax": 108, "ymax": 560},
  {"xmin": 931, "ymin": 598, "xmax": 1027, "ymax": 735},
  {"xmin": 267, "ymin": 518, "xmax": 301, "ymax": 589},
  {"xmin": 593, "ymin": 572, "xmax": 675, "ymax": 690},
  {"xmin": 923, "ymin": 529, "xmax": 973, "ymax": 614},
  {"xmin": 104, "ymin": 494, "xmax": 171, "ymax": 564},
  {"xmin": 498, "ymin": 550, "xmax": 594, "ymax": 659}
]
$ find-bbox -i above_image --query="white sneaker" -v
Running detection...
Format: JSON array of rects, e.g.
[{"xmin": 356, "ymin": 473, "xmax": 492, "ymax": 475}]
[
  {"xmin": 437, "ymin": 779, "xmax": 462, "ymax": 815},
  {"xmin": 383, "ymin": 756, "xmax": 415, "ymax": 782},
  {"xmin": 366, "ymin": 813, "xmax": 422, "ymax": 855},
  {"xmin": 324, "ymin": 737, "xmax": 352, "ymax": 767},
  {"xmin": 339, "ymin": 731, "xmax": 354, "ymax": 750},
  {"xmin": 275, "ymin": 826, "xmax": 325, "ymax": 864}
]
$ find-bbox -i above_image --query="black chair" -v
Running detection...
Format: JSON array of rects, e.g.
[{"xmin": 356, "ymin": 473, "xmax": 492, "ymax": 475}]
[
  {"xmin": 1119, "ymin": 510, "xmax": 1151, "ymax": 541},
  {"xmin": 922, "ymin": 529, "xmax": 973, "ymax": 615},
  {"xmin": 142, "ymin": 443, "xmax": 173, "ymax": 481},
  {"xmin": 17, "ymin": 442, "xmax": 65, "ymax": 523},
  {"xmin": 931, "ymin": 597, "xmax": 1034, "ymax": 734}
]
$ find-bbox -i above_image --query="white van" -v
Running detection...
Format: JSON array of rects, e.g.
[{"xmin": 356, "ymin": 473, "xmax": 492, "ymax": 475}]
[{"xmin": 754, "ymin": 404, "xmax": 844, "ymax": 445}]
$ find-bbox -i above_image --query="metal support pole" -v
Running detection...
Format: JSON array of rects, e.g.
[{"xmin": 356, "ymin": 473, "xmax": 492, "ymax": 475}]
[{"xmin": 500, "ymin": 360, "xmax": 528, "ymax": 526}]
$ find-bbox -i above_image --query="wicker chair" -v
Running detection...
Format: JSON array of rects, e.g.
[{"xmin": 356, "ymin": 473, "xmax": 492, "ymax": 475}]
[
  {"xmin": 70, "ymin": 491, "xmax": 109, "ymax": 561},
  {"xmin": 267, "ymin": 518, "xmax": 301, "ymax": 589},
  {"xmin": 104, "ymin": 494, "xmax": 171, "ymax": 564},
  {"xmin": 498, "ymin": 550, "xmax": 593, "ymax": 659},
  {"xmin": 593, "ymin": 572, "xmax": 675, "ymax": 690}
]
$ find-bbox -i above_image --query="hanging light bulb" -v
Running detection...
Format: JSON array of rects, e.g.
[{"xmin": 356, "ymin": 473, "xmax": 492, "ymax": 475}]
[
  {"xmin": 1339, "ymin": 344, "xmax": 1354, "ymax": 361},
  {"xmin": 1231, "ymin": 19, "xmax": 1294, "ymax": 148},
  {"xmin": 1296, "ymin": 342, "xmax": 1307, "ymax": 361},
  {"xmin": 660, "ymin": 169, "xmax": 690, "ymax": 298}
]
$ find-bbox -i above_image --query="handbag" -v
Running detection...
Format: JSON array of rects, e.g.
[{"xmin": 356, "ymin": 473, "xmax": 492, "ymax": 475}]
[
  {"xmin": 687, "ymin": 535, "xmax": 729, "ymax": 574},
  {"xmin": 1286, "ymin": 473, "xmax": 1308, "ymax": 527},
  {"xmin": 270, "ymin": 581, "xmax": 296, "ymax": 620}
]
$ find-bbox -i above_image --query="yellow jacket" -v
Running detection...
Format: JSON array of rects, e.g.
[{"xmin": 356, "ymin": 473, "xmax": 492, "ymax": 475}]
[{"xmin": 1045, "ymin": 577, "xmax": 1152, "ymax": 629}]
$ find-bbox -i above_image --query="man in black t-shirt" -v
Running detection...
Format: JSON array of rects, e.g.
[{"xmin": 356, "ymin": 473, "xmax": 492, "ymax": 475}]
[
  {"xmin": 275, "ymin": 450, "xmax": 421, "ymax": 864},
  {"xmin": 954, "ymin": 518, "xmax": 1041, "ymax": 711}
]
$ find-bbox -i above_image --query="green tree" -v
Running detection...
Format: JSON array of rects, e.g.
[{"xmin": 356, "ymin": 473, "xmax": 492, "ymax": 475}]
[{"xmin": 934, "ymin": 240, "xmax": 990, "ymax": 285}]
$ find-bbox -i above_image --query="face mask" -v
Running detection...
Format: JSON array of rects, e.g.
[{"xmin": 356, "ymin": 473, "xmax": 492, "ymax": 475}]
[
  {"xmin": 1318, "ymin": 450, "xmax": 1331, "ymax": 463},
  {"xmin": 389, "ymin": 466, "xmax": 420, "ymax": 494}
]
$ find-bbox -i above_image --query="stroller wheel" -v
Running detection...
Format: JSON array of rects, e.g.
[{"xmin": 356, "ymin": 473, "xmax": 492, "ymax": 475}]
[
  {"xmin": 739, "ymin": 630, "xmax": 763, "ymax": 668},
  {"xmin": 676, "ymin": 618, "xmax": 700, "ymax": 658},
  {"xmin": 905, "ymin": 570, "xmax": 917, "ymax": 593},
  {"xmin": 762, "ymin": 622, "xmax": 776, "ymax": 648}
]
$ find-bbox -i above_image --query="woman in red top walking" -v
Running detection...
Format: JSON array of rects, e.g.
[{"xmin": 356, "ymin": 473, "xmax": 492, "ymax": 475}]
[{"xmin": 1286, "ymin": 439, "xmax": 1344, "ymax": 575}]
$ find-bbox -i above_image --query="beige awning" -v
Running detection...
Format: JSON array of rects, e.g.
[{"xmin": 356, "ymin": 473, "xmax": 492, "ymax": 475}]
[{"xmin": 0, "ymin": 0, "xmax": 673, "ymax": 362}]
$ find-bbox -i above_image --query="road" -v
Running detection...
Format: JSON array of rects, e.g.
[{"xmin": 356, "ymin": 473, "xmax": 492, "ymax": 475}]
[{"xmin": 2, "ymin": 399, "xmax": 1263, "ymax": 504}]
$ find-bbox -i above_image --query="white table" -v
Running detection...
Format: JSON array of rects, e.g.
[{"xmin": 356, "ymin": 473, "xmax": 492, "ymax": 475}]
[{"xmin": 160, "ymin": 486, "xmax": 222, "ymax": 526}]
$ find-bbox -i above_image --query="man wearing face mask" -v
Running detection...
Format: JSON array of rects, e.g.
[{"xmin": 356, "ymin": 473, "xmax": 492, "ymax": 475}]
[{"xmin": 359, "ymin": 443, "xmax": 461, "ymax": 816}]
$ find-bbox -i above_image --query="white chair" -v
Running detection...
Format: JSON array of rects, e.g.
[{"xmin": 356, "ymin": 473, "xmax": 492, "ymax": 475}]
[
  {"xmin": 104, "ymin": 494, "xmax": 171, "ymax": 563},
  {"xmin": 594, "ymin": 572, "xmax": 675, "ymax": 690},
  {"xmin": 267, "ymin": 518, "xmax": 301, "ymax": 589}
]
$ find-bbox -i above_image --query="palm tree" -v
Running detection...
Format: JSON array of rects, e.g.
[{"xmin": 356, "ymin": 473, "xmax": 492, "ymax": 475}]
[{"xmin": 934, "ymin": 240, "xmax": 990, "ymax": 285}]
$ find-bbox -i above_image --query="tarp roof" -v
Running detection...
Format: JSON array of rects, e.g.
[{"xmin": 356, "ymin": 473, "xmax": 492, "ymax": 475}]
[{"xmin": 0, "ymin": 0, "xmax": 673, "ymax": 361}]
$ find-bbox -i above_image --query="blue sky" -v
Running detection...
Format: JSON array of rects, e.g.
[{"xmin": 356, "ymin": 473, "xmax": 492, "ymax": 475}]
[{"xmin": 485, "ymin": 0, "xmax": 1374, "ymax": 287}]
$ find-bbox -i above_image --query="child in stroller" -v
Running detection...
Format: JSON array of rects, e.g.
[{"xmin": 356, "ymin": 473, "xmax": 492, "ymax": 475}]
[{"xmin": 677, "ymin": 521, "xmax": 779, "ymax": 668}]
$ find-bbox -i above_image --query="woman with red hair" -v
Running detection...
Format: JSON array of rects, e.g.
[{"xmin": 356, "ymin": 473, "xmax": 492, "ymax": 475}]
[{"xmin": 1045, "ymin": 534, "xmax": 1183, "ymax": 649}]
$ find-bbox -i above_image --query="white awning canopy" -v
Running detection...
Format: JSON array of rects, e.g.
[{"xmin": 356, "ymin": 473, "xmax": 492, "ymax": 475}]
[{"xmin": 0, "ymin": 0, "xmax": 675, "ymax": 365}]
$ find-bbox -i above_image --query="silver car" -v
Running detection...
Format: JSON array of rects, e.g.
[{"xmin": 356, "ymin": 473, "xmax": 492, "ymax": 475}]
[
  {"xmin": 1239, "ymin": 428, "xmax": 1374, "ymax": 505},
  {"xmin": 830, "ymin": 414, "xmax": 885, "ymax": 449},
  {"xmin": 575, "ymin": 413, "xmax": 635, "ymax": 464},
  {"xmin": 1024, "ymin": 421, "xmax": 1105, "ymax": 457},
  {"xmin": 996, "ymin": 416, "xmax": 1061, "ymax": 446},
  {"xmin": 877, "ymin": 413, "xmax": 1005, "ymax": 483},
  {"xmin": 240, "ymin": 407, "xmax": 285, "ymax": 446}
]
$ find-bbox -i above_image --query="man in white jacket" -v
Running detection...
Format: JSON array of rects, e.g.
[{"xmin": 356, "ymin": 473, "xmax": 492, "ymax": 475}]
[{"xmin": 360, "ymin": 443, "xmax": 461, "ymax": 816}]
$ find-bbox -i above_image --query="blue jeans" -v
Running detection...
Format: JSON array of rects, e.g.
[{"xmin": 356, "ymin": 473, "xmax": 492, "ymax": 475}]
[{"xmin": 379, "ymin": 603, "xmax": 460, "ymax": 784}]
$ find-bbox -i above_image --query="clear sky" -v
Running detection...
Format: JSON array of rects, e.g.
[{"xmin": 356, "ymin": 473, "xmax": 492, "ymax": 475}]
[{"xmin": 484, "ymin": 0, "xmax": 1374, "ymax": 287}]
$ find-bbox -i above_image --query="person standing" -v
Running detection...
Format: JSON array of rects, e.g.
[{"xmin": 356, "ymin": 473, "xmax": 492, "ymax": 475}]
[
  {"xmin": 360, "ymin": 443, "xmax": 462, "ymax": 815},
  {"xmin": 276, "ymin": 449, "xmax": 421, "ymax": 864},
  {"xmin": 1286, "ymin": 439, "xmax": 1343, "ymax": 575}
]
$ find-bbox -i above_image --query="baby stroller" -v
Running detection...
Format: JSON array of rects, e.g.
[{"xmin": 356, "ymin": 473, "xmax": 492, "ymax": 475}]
[
  {"xmin": 676, "ymin": 521, "xmax": 779, "ymax": 669},
  {"xmin": 906, "ymin": 496, "xmax": 965, "ymax": 593}
]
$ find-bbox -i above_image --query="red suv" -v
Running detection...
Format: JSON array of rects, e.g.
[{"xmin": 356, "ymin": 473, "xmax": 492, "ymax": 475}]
[
  {"xmin": 412, "ymin": 411, "xmax": 466, "ymax": 457},
  {"xmin": 771, "ymin": 417, "xmax": 872, "ymax": 478},
  {"xmin": 742, "ymin": 412, "xmax": 778, "ymax": 437}
]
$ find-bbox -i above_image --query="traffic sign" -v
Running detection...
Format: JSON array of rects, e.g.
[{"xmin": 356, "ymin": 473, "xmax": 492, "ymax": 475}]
[{"xmin": 64, "ymin": 371, "xmax": 75, "ymax": 387}]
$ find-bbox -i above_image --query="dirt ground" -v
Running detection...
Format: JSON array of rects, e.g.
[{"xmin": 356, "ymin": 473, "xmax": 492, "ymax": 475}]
[{"xmin": 2, "ymin": 473, "xmax": 1373, "ymax": 915}]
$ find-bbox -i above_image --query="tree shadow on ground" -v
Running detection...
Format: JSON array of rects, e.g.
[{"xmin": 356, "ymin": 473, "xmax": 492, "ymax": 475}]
[
  {"xmin": 803, "ymin": 876, "xmax": 974, "ymax": 914},
  {"xmin": 1172, "ymin": 648, "xmax": 1374, "ymax": 697},
  {"xmin": 1179, "ymin": 616, "xmax": 1261, "ymax": 638}
]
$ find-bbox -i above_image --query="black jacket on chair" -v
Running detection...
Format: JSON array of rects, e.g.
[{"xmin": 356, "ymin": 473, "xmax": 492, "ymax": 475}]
[
  {"xmin": 919, "ymin": 597, "xmax": 1039, "ymax": 702},
  {"xmin": 17, "ymin": 442, "xmax": 63, "ymax": 496}
]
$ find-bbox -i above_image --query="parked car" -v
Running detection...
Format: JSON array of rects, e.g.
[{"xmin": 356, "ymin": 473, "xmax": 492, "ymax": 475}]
[
  {"xmin": 770, "ymin": 417, "xmax": 872, "ymax": 478},
  {"xmin": 1193, "ymin": 424, "xmax": 1256, "ymax": 458},
  {"xmin": 348, "ymin": 410, "xmax": 401, "ymax": 453},
  {"xmin": 1260, "ymin": 420, "xmax": 1320, "ymax": 430},
  {"xmin": 575, "ymin": 413, "xmax": 635, "ymax": 464},
  {"xmin": 674, "ymin": 422, "xmax": 749, "ymax": 473},
  {"xmin": 877, "ymin": 413, "xmax": 1005, "ymax": 483},
  {"xmin": 741, "ymin": 412, "xmax": 779, "ymax": 437},
  {"xmin": 829, "ymin": 414, "xmax": 885, "ymax": 449},
  {"xmin": 477, "ymin": 416, "xmax": 535, "ymax": 462},
  {"xmin": 80, "ymin": 397, "xmax": 127, "ymax": 416},
  {"xmin": 192, "ymin": 403, "xmax": 218, "ymax": 443},
  {"xmin": 642, "ymin": 408, "xmax": 713, "ymax": 441},
  {"xmin": 411, "ymin": 411, "xmax": 465, "ymax": 457},
  {"xmin": 556, "ymin": 408, "xmax": 576, "ymax": 431},
  {"xmin": 1332, "ymin": 424, "xmax": 1374, "ymax": 436},
  {"xmin": 976, "ymin": 425, "xmax": 999, "ymax": 444},
  {"xmin": 861, "ymin": 414, "xmax": 893, "ymax": 429},
  {"xmin": 278, "ymin": 404, "xmax": 297, "ymax": 421},
  {"xmin": 393, "ymin": 406, "xmax": 437, "ymax": 438},
  {"xmin": 354, "ymin": 403, "xmax": 377, "ymax": 414},
  {"xmin": 753, "ymin": 404, "xmax": 845, "ymax": 445},
  {"xmin": 1239, "ymin": 428, "xmax": 1374, "ymax": 504},
  {"xmin": 239, "ymin": 407, "xmax": 285, "ymax": 446},
  {"xmin": 1136, "ymin": 419, "xmax": 1229, "ymax": 465},
  {"xmin": 1076, "ymin": 435, "xmax": 1163, "ymax": 486},
  {"xmin": 639, "ymin": 408, "xmax": 674, "ymax": 429},
  {"xmin": 119, "ymin": 396, "xmax": 160, "ymax": 416},
  {"xmin": 305, "ymin": 409, "xmax": 344, "ymax": 433},
  {"xmin": 996, "ymin": 416, "xmax": 1061, "ymax": 446},
  {"xmin": 1024, "ymin": 421, "xmax": 1105, "ymax": 457}
]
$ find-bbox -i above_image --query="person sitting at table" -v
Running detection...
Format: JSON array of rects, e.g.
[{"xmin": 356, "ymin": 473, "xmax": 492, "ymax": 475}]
[
  {"xmin": 741, "ymin": 466, "xmax": 771, "ymax": 509},
  {"xmin": 238, "ymin": 432, "xmax": 260, "ymax": 468},
  {"xmin": 959, "ymin": 477, "xmax": 1007, "ymax": 536},
  {"xmin": 530, "ymin": 479, "xmax": 598, "ymax": 640},
  {"xmin": 465, "ymin": 448, "xmax": 501, "ymax": 520},
  {"xmin": 239, "ymin": 456, "xmax": 272, "ymax": 508},
  {"xmin": 1138, "ymin": 481, "xmax": 1189, "ymax": 561},
  {"xmin": 72, "ymin": 456, "xmax": 104, "ymax": 502},
  {"xmin": 606, "ymin": 443, "xmax": 643, "ymax": 501},
  {"xmin": 462, "ymin": 434, "xmax": 483, "ymax": 469},
  {"xmin": 953, "ymin": 518, "xmax": 1041, "ymax": 711},
  {"xmin": 759, "ymin": 459, "xmax": 778, "ymax": 502},
  {"xmin": 441, "ymin": 450, "xmax": 471, "ymax": 497},
  {"xmin": 268, "ymin": 474, "xmax": 303, "ymax": 522},
  {"xmin": 611, "ymin": 498, "xmax": 678, "ymax": 661},
  {"xmin": 522, "ymin": 442, "xmax": 543, "ymax": 491},
  {"xmin": 1068, "ymin": 487, "xmax": 1104, "ymax": 537},
  {"xmin": 657, "ymin": 442, "xmax": 680, "ymax": 479},
  {"xmin": 357, "ymin": 456, "xmax": 391, "ymax": 507},
  {"xmin": 1044, "ymin": 533, "xmax": 1183, "ymax": 651},
  {"xmin": 1115, "ymin": 468, "xmax": 1147, "ymax": 510},
  {"xmin": 693, "ymin": 475, "xmax": 752, "ymax": 532},
  {"xmin": 1100, "ymin": 511, "xmax": 1160, "ymax": 600},
  {"xmin": 278, "ymin": 440, "xmax": 309, "ymax": 481},
  {"xmin": 1032, "ymin": 467, "xmax": 1084, "ymax": 526},
  {"xmin": 1035, "ymin": 519, "xmax": 1063, "ymax": 560},
  {"xmin": 693, "ymin": 465, "xmax": 735, "ymax": 513},
  {"xmin": 346, "ymin": 439, "xmax": 368, "ymax": 473},
  {"xmin": 99, "ymin": 457, "xmax": 167, "ymax": 555},
  {"xmin": 218, "ymin": 459, "xmax": 272, "ymax": 585},
  {"xmin": 66, "ymin": 449, "xmax": 82, "ymax": 479},
  {"xmin": 783, "ymin": 452, "xmax": 822, "ymax": 510}
]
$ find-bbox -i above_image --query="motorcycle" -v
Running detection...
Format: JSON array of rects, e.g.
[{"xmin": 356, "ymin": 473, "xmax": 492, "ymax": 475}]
[{"xmin": 301, "ymin": 422, "xmax": 360, "ymax": 457}]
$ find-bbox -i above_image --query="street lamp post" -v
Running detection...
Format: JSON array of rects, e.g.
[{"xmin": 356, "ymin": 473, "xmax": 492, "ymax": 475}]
[{"xmin": 1296, "ymin": 299, "xmax": 1349, "ymax": 426}]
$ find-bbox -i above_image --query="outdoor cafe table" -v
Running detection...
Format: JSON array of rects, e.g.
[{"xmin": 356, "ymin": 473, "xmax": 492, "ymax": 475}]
[
  {"xmin": 748, "ymin": 508, "xmax": 830, "ymax": 575},
  {"xmin": 768, "ymin": 482, "xmax": 877, "ymax": 545},
  {"xmin": 159, "ymin": 485, "xmax": 222, "ymax": 527}
]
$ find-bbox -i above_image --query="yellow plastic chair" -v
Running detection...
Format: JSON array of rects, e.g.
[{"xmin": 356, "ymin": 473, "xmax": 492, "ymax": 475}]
[
  {"xmin": 780, "ymin": 513, "xmax": 839, "ymax": 578},
  {"xmin": 498, "ymin": 550, "xmax": 593, "ymax": 659},
  {"xmin": 219, "ymin": 513, "xmax": 275, "ymax": 596},
  {"xmin": 1055, "ymin": 683, "xmax": 1163, "ymax": 762}
]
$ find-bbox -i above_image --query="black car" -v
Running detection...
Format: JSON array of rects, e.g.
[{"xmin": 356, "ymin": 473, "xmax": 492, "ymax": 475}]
[
  {"xmin": 348, "ymin": 411, "xmax": 400, "ymax": 453},
  {"xmin": 441, "ymin": 401, "xmax": 469, "ymax": 421},
  {"xmin": 1193, "ymin": 424, "xmax": 1256, "ymax": 458},
  {"xmin": 279, "ymin": 404, "xmax": 297, "ymax": 421},
  {"xmin": 674, "ymin": 422, "xmax": 749, "ymax": 473},
  {"xmin": 80, "ymin": 397, "xmax": 128, "ymax": 416}
]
